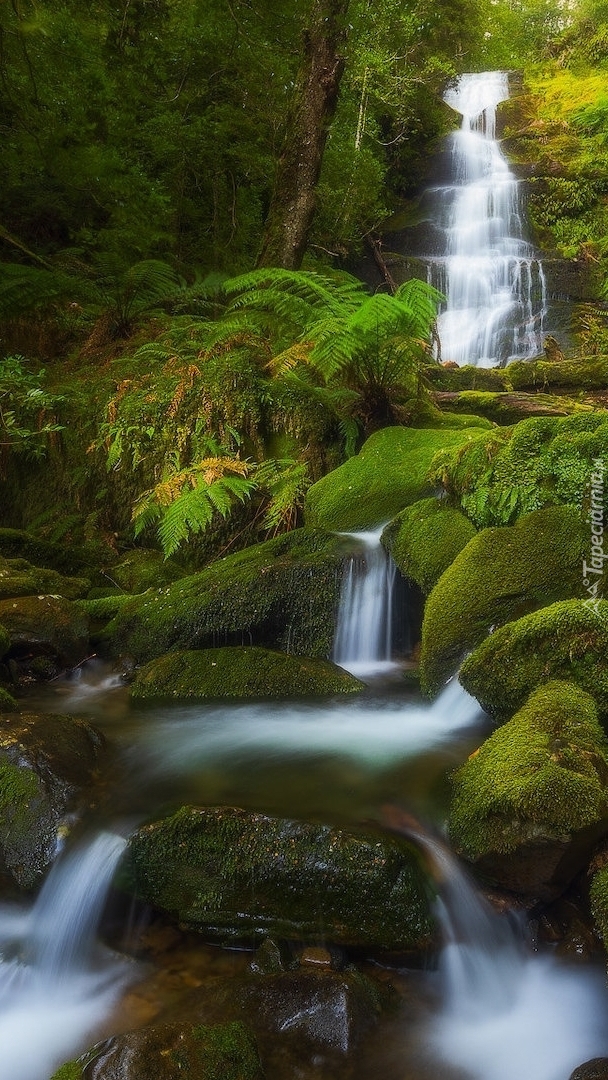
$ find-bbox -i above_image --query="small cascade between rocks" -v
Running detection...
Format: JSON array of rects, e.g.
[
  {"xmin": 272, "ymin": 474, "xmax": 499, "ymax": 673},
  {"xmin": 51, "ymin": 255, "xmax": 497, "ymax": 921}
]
[
  {"xmin": 0, "ymin": 831, "xmax": 134, "ymax": 1080},
  {"xmin": 423, "ymin": 70, "xmax": 547, "ymax": 368},
  {"xmin": 403, "ymin": 827, "xmax": 608, "ymax": 1080},
  {"xmin": 332, "ymin": 529, "xmax": 397, "ymax": 677}
]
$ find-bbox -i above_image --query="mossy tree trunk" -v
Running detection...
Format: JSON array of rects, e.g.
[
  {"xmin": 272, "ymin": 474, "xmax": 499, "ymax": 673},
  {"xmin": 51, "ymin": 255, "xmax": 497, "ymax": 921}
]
[{"xmin": 256, "ymin": 0, "xmax": 350, "ymax": 270}]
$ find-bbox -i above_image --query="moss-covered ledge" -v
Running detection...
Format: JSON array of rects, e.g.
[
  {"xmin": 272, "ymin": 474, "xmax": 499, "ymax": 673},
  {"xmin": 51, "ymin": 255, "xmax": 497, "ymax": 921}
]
[
  {"xmin": 130, "ymin": 648, "xmax": 364, "ymax": 700},
  {"xmin": 449, "ymin": 681, "xmax": 608, "ymax": 900},
  {"xmin": 382, "ymin": 497, "xmax": 476, "ymax": 594}
]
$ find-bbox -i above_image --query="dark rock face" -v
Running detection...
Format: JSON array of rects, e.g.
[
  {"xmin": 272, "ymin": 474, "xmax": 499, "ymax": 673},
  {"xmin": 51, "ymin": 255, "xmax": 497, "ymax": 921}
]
[
  {"xmin": 0, "ymin": 711, "xmax": 106, "ymax": 891},
  {"xmin": 123, "ymin": 806, "xmax": 434, "ymax": 953},
  {"xmin": 0, "ymin": 594, "xmax": 89, "ymax": 667},
  {"xmin": 569, "ymin": 1060, "xmax": 608, "ymax": 1080}
]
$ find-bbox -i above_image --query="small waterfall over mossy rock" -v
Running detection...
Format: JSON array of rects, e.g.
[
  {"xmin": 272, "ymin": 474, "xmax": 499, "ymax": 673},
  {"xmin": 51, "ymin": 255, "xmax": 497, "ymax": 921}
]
[
  {"xmin": 422, "ymin": 71, "xmax": 547, "ymax": 368},
  {"xmin": 332, "ymin": 530, "xmax": 397, "ymax": 677}
]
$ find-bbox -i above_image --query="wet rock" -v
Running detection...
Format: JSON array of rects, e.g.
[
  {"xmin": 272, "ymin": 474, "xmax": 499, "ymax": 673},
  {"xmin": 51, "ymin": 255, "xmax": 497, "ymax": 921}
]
[
  {"xmin": 569, "ymin": 1060, "xmax": 608, "ymax": 1080},
  {"xmin": 0, "ymin": 594, "xmax": 89, "ymax": 667},
  {"xmin": 98, "ymin": 530, "xmax": 347, "ymax": 665},
  {"xmin": 51, "ymin": 1020, "xmax": 262, "ymax": 1080},
  {"xmin": 304, "ymin": 426, "xmax": 480, "ymax": 532},
  {"xmin": 0, "ymin": 710, "xmax": 106, "ymax": 891},
  {"xmin": 130, "ymin": 647, "xmax": 364, "ymax": 701},
  {"xmin": 123, "ymin": 806, "xmax": 434, "ymax": 953},
  {"xmin": 449, "ymin": 682, "xmax": 608, "ymax": 902}
]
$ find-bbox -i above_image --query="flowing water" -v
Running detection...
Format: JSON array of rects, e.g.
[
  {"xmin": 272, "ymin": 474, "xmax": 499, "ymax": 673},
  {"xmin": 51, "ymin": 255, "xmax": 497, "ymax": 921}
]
[
  {"xmin": 423, "ymin": 70, "xmax": 547, "ymax": 367},
  {"xmin": 332, "ymin": 529, "xmax": 398, "ymax": 677}
]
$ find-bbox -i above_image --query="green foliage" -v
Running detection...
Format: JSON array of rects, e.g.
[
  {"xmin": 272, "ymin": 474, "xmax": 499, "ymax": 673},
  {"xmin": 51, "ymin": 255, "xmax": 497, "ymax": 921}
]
[
  {"xmin": 0, "ymin": 356, "xmax": 63, "ymax": 463},
  {"xmin": 450, "ymin": 681, "xmax": 608, "ymax": 859},
  {"xmin": 429, "ymin": 414, "xmax": 608, "ymax": 529}
]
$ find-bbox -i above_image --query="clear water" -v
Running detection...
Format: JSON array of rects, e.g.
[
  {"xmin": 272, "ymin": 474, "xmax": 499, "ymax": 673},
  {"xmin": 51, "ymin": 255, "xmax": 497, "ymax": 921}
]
[
  {"xmin": 333, "ymin": 529, "xmax": 399, "ymax": 678},
  {"xmin": 425, "ymin": 71, "xmax": 547, "ymax": 367}
]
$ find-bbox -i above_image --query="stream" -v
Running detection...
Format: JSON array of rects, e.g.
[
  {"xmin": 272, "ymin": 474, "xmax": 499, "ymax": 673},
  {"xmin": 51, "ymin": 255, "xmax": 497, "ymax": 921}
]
[{"xmin": 2, "ymin": 69, "xmax": 608, "ymax": 1080}]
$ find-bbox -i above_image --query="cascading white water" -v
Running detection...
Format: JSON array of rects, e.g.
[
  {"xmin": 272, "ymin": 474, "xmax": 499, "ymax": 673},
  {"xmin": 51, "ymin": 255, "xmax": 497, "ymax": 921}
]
[
  {"xmin": 428, "ymin": 70, "xmax": 547, "ymax": 368},
  {"xmin": 0, "ymin": 832, "xmax": 134, "ymax": 1080},
  {"xmin": 414, "ymin": 834, "xmax": 608, "ymax": 1080},
  {"xmin": 332, "ymin": 529, "xmax": 397, "ymax": 677}
]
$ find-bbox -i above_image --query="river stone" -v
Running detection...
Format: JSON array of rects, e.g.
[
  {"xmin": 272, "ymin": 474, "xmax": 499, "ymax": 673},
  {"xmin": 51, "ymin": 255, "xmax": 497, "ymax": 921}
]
[
  {"xmin": 381, "ymin": 497, "xmax": 476, "ymax": 594},
  {"xmin": 0, "ymin": 594, "xmax": 90, "ymax": 667},
  {"xmin": 303, "ymin": 425, "xmax": 483, "ymax": 532},
  {"xmin": 420, "ymin": 505, "xmax": 590, "ymax": 693},
  {"xmin": 569, "ymin": 1062, "xmax": 608, "ymax": 1080},
  {"xmin": 51, "ymin": 1021, "xmax": 262, "ymax": 1080},
  {"xmin": 0, "ymin": 711, "xmax": 106, "ymax": 892},
  {"xmin": 98, "ymin": 529, "xmax": 347, "ymax": 665},
  {"xmin": 129, "ymin": 647, "xmax": 364, "ymax": 700},
  {"xmin": 123, "ymin": 806, "xmax": 434, "ymax": 953},
  {"xmin": 449, "ymin": 682, "xmax": 608, "ymax": 901}
]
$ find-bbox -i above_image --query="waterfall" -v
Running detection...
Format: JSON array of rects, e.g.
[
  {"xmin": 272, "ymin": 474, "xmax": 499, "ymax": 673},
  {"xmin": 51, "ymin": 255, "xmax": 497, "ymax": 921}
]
[
  {"xmin": 427, "ymin": 70, "xmax": 547, "ymax": 368},
  {"xmin": 0, "ymin": 832, "xmax": 134, "ymax": 1080},
  {"xmin": 397, "ymin": 826, "xmax": 608, "ymax": 1080},
  {"xmin": 332, "ymin": 529, "xmax": 397, "ymax": 677}
]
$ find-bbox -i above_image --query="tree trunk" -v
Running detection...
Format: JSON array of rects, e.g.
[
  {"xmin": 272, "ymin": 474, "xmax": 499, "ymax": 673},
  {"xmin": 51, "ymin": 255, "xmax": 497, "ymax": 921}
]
[{"xmin": 256, "ymin": 0, "xmax": 350, "ymax": 270}]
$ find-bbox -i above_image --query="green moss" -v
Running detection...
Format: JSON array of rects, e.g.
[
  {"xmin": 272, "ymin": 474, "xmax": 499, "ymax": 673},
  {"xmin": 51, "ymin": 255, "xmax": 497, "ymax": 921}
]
[
  {"xmin": 423, "ymin": 365, "xmax": 510, "ymax": 392},
  {"xmin": 110, "ymin": 549, "xmax": 187, "ymax": 593},
  {"xmin": 449, "ymin": 681, "xmax": 608, "ymax": 860},
  {"xmin": 382, "ymin": 497, "xmax": 476, "ymax": 594},
  {"xmin": 0, "ymin": 528, "xmax": 106, "ymax": 578},
  {"xmin": 0, "ymin": 595, "xmax": 89, "ymax": 667},
  {"xmin": 420, "ymin": 505, "xmax": 591, "ymax": 692},
  {"xmin": 0, "ymin": 624, "xmax": 9, "ymax": 660},
  {"xmin": 435, "ymin": 390, "xmax": 592, "ymax": 426},
  {"xmin": 190, "ymin": 1022, "xmax": 261, "ymax": 1080},
  {"xmin": 124, "ymin": 806, "xmax": 434, "ymax": 952},
  {"xmin": 100, "ymin": 529, "xmax": 346, "ymax": 665},
  {"xmin": 0, "ymin": 556, "xmax": 90, "ymax": 602},
  {"xmin": 49, "ymin": 1064, "xmax": 81, "ymax": 1080},
  {"xmin": 460, "ymin": 600, "xmax": 608, "ymax": 720},
  {"xmin": 0, "ymin": 688, "xmax": 18, "ymax": 711},
  {"xmin": 508, "ymin": 357, "xmax": 608, "ymax": 391},
  {"xmin": 304, "ymin": 426, "xmax": 484, "ymax": 532},
  {"xmin": 77, "ymin": 594, "xmax": 138, "ymax": 620},
  {"xmin": 590, "ymin": 865, "xmax": 608, "ymax": 947},
  {"xmin": 0, "ymin": 759, "xmax": 39, "ymax": 811},
  {"xmin": 130, "ymin": 647, "xmax": 364, "ymax": 701},
  {"xmin": 428, "ymin": 413, "xmax": 608, "ymax": 529},
  {"xmin": 431, "ymin": 410, "xmax": 495, "ymax": 430}
]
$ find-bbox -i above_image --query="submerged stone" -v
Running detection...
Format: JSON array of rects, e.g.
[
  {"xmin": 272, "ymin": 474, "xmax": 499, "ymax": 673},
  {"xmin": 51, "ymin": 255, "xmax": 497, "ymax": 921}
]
[
  {"xmin": 123, "ymin": 806, "xmax": 434, "ymax": 953},
  {"xmin": 130, "ymin": 647, "xmax": 364, "ymax": 700},
  {"xmin": 420, "ymin": 505, "xmax": 590, "ymax": 693},
  {"xmin": 99, "ymin": 529, "xmax": 345, "ymax": 665},
  {"xmin": 304, "ymin": 425, "xmax": 483, "ymax": 532},
  {"xmin": 449, "ymin": 682, "xmax": 608, "ymax": 900},
  {"xmin": 0, "ymin": 711, "xmax": 106, "ymax": 891},
  {"xmin": 382, "ymin": 497, "xmax": 476, "ymax": 594},
  {"xmin": 460, "ymin": 599, "xmax": 608, "ymax": 721}
]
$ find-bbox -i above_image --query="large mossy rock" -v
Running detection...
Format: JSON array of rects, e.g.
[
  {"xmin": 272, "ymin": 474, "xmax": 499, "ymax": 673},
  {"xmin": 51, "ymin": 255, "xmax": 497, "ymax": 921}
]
[
  {"xmin": 303, "ymin": 426, "xmax": 483, "ymax": 532},
  {"xmin": 130, "ymin": 647, "xmax": 364, "ymax": 701},
  {"xmin": 449, "ymin": 682, "xmax": 608, "ymax": 900},
  {"xmin": 0, "ymin": 594, "xmax": 90, "ymax": 666},
  {"xmin": 432, "ymin": 389, "xmax": 591, "ymax": 424},
  {"xmin": 100, "ymin": 530, "xmax": 346, "ymax": 665},
  {"xmin": 0, "ymin": 527, "xmax": 113, "ymax": 578},
  {"xmin": 382, "ymin": 497, "xmax": 476, "ymax": 594},
  {"xmin": 123, "ymin": 806, "xmax": 433, "ymax": 953},
  {"xmin": 509, "ymin": 356, "xmax": 608, "ymax": 392},
  {"xmin": 0, "ymin": 711, "xmax": 106, "ymax": 891},
  {"xmin": 460, "ymin": 600, "xmax": 608, "ymax": 721},
  {"xmin": 420, "ymin": 505, "xmax": 590, "ymax": 693},
  {"xmin": 0, "ymin": 556, "xmax": 90, "ymax": 601},
  {"xmin": 51, "ymin": 1021, "xmax": 262, "ymax": 1080},
  {"xmin": 109, "ymin": 548, "xmax": 187, "ymax": 594}
]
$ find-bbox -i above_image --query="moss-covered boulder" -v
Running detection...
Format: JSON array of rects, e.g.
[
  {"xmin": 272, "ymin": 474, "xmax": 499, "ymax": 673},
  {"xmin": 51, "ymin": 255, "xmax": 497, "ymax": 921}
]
[
  {"xmin": 0, "ymin": 594, "xmax": 90, "ymax": 667},
  {"xmin": 130, "ymin": 647, "xmax": 364, "ymax": 701},
  {"xmin": 304, "ymin": 426, "xmax": 483, "ymax": 531},
  {"xmin": 51, "ymin": 1021, "xmax": 262, "ymax": 1080},
  {"xmin": 420, "ymin": 505, "xmax": 590, "ymax": 693},
  {"xmin": 432, "ymin": 389, "xmax": 591, "ymax": 424},
  {"xmin": 123, "ymin": 806, "xmax": 434, "ymax": 953},
  {"xmin": 460, "ymin": 600, "xmax": 608, "ymax": 721},
  {"xmin": 0, "ymin": 527, "xmax": 112, "ymax": 579},
  {"xmin": 109, "ymin": 548, "xmax": 187, "ymax": 594},
  {"xmin": 0, "ymin": 556, "xmax": 90, "ymax": 601},
  {"xmin": 508, "ymin": 356, "xmax": 608, "ymax": 392},
  {"xmin": 590, "ymin": 865, "xmax": 608, "ymax": 953},
  {"xmin": 0, "ymin": 687, "xmax": 17, "ymax": 710},
  {"xmin": 423, "ymin": 364, "xmax": 510, "ymax": 392},
  {"xmin": 449, "ymin": 682, "xmax": 608, "ymax": 900},
  {"xmin": 382, "ymin": 497, "xmax": 476, "ymax": 594},
  {"xmin": 99, "ymin": 530, "xmax": 346, "ymax": 665},
  {"xmin": 0, "ymin": 711, "xmax": 106, "ymax": 892}
]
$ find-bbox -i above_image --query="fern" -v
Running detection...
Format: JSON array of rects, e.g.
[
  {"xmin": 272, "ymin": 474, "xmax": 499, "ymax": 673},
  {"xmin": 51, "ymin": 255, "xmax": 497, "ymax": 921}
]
[{"xmin": 254, "ymin": 458, "xmax": 311, "ymax": 534}]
